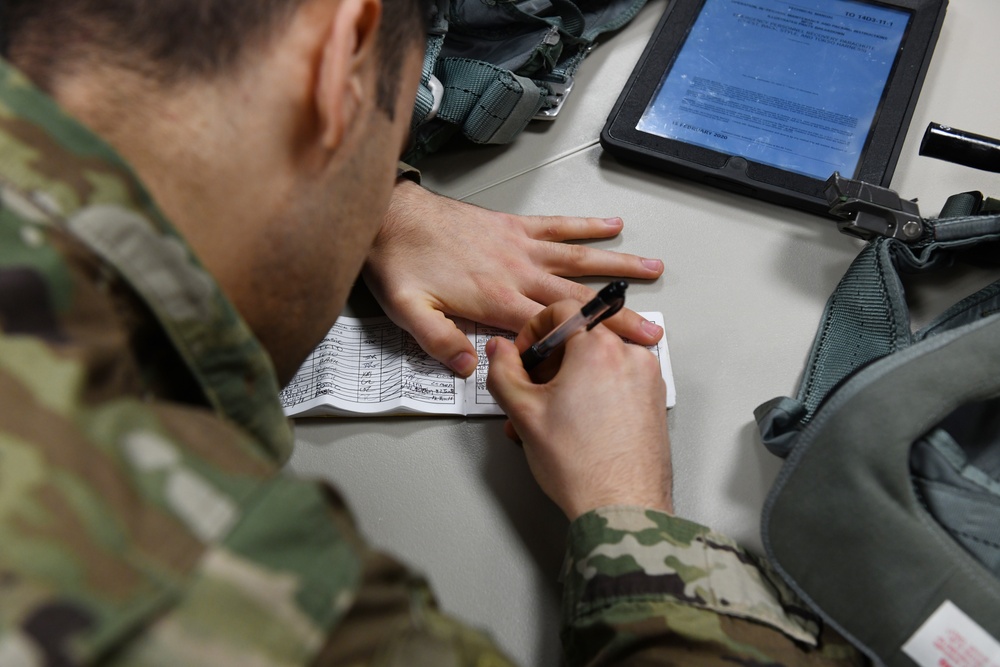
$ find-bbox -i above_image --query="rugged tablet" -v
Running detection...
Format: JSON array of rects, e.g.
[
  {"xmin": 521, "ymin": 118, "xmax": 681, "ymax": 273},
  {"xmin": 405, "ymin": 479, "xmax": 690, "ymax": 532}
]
[{"xmin": 601, "ymin": 0, "xmax": 948, "ymax": 216}]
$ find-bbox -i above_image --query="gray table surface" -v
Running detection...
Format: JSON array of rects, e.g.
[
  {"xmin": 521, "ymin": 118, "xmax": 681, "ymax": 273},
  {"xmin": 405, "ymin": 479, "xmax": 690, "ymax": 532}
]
[{"xmin": 288, "ymin": 2, "xmax": 1000, "ymax": 664}]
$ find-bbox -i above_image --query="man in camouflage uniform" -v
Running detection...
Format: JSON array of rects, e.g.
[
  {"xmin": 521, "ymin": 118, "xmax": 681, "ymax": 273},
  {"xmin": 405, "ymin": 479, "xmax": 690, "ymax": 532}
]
[{"xmin": 0, "ymin": 0, "xmax": 864, "ymax": 665}]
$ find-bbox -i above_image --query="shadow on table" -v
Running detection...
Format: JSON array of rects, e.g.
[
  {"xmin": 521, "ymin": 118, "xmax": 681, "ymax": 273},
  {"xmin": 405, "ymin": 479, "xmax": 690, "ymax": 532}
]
[
  {"xmin": 475, "ymin": 418, "xmax": 569, "ymax": 666},
  {"xmin": 727, "ymin": 421, "xmax": 785, "ymax": 543}
]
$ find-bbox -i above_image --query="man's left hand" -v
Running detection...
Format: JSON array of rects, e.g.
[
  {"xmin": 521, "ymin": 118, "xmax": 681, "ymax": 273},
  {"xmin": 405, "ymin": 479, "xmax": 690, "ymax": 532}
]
[{"xmin": 362, "ymin": 180, "xmax": 664, "ymax": 377}]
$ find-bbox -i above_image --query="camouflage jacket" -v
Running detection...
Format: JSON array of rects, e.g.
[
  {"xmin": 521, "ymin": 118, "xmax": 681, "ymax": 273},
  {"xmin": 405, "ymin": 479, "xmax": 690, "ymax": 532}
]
[{"xmin": 0, "ymin": 60, "xmax": 864, "ymax": 666}]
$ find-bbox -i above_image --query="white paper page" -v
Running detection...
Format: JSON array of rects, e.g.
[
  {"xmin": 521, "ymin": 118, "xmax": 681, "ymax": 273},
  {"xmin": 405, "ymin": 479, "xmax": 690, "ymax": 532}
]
[
  {"xmin": 462, "ymin": 312, "xmax": 676, "ymax": 415},
  {"xmin": 280, "ymin": 316, "xmax": 465, "ymax": 417},
  {"xmin": 467, "ymin": 323, "xmax": 516, "ymax": 416},
  {"xmin": 282, "ymin": 313, "xmax": 677, "ymax": 417},
  {"xmin": 649, "ymin": 312, "xmax": 676, "ymax": 408}
]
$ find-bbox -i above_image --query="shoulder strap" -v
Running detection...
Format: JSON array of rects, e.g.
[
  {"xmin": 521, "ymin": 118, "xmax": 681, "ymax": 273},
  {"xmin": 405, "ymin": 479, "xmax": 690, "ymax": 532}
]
[{"xmin": 756, "ymin": 198, "xmax": 1000, "ymax": 457}]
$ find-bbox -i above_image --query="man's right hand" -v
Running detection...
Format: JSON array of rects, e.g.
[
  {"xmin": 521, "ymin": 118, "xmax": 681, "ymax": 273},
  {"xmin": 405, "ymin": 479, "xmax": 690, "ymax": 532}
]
[{"xmin": 485, "ymin": 301, "xmax": 673, "ymax": 521}]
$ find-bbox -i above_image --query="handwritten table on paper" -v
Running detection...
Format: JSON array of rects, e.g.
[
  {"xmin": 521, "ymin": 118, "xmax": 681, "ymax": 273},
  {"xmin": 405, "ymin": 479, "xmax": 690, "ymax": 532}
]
[{"xmin": 281, "ymin": 314, "xmax": 674, "ymax": 418}]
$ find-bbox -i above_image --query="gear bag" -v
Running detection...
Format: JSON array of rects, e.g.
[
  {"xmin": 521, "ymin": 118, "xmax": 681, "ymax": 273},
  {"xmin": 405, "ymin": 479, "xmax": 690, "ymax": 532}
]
[
  {"xmin": 755, "ymin": 188, "xmax": 1000, "ymax": 667},
  {"xmin": 405, "ymin": 0, "xmax": 647, "ymax": 162}
]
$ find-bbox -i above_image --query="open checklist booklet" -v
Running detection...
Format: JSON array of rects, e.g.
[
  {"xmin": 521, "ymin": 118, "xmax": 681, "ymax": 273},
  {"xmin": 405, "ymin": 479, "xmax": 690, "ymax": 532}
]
[{"xmin": 280, "ymin": 312, "xmax": 675, "ymax": 418}]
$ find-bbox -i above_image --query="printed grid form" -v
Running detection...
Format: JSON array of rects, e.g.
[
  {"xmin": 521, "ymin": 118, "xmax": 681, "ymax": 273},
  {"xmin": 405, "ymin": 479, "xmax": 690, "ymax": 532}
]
[
  {"xmin": 280, "ymin": 317, "xmax": 460, "ymax": 410},
  {"xmin": 474, "ymin": 324, "xmax": 516, "ymax": 406},
  {"xmin": 282, "ymin": 313, "xmax": 673, "ymax": 417}
]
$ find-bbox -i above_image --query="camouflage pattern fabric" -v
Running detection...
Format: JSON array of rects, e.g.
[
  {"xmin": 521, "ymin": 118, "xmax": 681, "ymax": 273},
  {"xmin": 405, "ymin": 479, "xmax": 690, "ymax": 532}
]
[
  {"xmin": 563, "ymin": 507, "xmax": 867, "ymax": 665},
  {"xmin": 0, "ymin": 58, "xmax": 865, "ymax": 666}
]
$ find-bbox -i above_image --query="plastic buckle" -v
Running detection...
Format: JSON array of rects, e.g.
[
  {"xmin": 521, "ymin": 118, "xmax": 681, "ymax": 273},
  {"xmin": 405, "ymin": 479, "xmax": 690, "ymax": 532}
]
[
  {"xmin": 422, "ymin": 74, "xmax": 445, "ymax": 123},
  {"xmin": 824, "ymin": 173, "xmax": 925, "ymax": 243},
  {"xmin": 533, "ymin": 75, "xmax": 574, "ymax": 121}
]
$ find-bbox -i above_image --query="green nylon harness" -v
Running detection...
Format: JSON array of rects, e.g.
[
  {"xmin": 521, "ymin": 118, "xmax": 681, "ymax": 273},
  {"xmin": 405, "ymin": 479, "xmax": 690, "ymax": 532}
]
[
  {"xmin": 406, "ymin": 0, "xmax": 648, "ymax": 162},
  {"xmin": 756, "ymin": 191, "xmax": 1000, "ymax": 666}
]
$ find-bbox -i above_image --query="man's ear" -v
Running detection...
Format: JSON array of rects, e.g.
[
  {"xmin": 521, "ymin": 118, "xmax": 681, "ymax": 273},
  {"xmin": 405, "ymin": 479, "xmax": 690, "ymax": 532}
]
[{"xmin": 316, "ymin": 0, "xmax": 383, "ymax": 151}]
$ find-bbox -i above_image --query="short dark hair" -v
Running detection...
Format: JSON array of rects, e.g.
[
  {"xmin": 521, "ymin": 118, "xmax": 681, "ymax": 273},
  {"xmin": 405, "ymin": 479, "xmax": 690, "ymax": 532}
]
[{"xmin": 0, "ymin": 0, "xmax": 429, "ymax": 118}]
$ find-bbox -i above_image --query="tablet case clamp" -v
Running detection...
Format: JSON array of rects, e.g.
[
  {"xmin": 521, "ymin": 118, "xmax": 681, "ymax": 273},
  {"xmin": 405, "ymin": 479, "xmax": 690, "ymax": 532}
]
[{"xmin": 824, "ymin": 173, "xmax": 925, "ymax": 243}]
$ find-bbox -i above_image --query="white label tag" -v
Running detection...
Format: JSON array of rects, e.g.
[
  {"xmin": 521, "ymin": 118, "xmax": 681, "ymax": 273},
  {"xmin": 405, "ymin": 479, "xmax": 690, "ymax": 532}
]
[{"xmin": 902, "ymin": 601, "xmax": 1000, "ymax": 667}]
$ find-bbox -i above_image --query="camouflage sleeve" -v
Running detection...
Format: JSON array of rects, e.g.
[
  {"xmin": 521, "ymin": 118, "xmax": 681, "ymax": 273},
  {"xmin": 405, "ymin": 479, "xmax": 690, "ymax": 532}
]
[
  {"xmin": 561, "ymin": 506, "xmax": 867, "ymax": 666},
  {"xmin": 308, "ymin": 526, "xmax": 519, "ymax": 667}
]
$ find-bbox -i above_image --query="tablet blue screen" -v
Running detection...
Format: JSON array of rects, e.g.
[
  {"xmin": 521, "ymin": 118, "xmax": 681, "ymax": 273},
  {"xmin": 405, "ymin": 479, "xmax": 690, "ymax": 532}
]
[{"xmin": 637, "ymin": 0, "xmax": 910, "ymax": 180}]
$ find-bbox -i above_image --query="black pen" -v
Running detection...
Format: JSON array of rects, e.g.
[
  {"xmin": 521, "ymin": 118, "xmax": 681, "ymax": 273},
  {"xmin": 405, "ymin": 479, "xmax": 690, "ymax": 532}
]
[{"xmin": 520, "ymin": 281, "xmax": 628, "ymax": 371}]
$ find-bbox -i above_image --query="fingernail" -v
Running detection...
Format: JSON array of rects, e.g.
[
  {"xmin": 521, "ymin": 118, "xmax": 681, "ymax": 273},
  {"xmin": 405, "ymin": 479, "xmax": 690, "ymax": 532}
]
[
  {"xmin": 448, "ymin": 351, "xmax": 477, "ymax": 375},
  {"xmin": 642, "ymin": 258, "xmax": 663, "ymax": 272},
  {"xmin": 484, "ymin": 338, "xmax": 498, "ymax": 359},
  {"xmin": 641, "ymin": 320, "xmax": 663, "ymax": 338},
  {"xmin": 604, "ymin": 217, "xmax": 623, "ymax": 227}
]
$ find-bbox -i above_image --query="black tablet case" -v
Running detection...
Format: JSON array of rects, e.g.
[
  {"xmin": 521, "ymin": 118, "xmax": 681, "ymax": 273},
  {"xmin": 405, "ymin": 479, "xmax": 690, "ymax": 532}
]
[{"xmin": 601, "ymin": 0, "xmax": 948, "ymax": 216}]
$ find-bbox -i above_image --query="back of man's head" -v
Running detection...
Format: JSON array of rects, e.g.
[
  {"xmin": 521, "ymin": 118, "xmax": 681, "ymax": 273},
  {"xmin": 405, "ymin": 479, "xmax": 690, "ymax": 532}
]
[
  {"xmin": 0, "ymin": 0, "xmax": 430, "ymax": 117},
  {"xmin": 0, "ymin": 0, "xmax": 435, "ymax": 384}
]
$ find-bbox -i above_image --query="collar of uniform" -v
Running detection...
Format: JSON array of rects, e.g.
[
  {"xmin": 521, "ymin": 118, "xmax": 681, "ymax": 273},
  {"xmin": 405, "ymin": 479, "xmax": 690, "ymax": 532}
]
[{"xmin": 0, "ymin": 59, "xmax": 294, "ymax": 464}]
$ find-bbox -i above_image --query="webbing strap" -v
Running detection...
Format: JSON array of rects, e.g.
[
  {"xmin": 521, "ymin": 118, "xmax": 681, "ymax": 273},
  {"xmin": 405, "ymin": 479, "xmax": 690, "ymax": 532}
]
[
  {"xmin": 411, "ymin": 0, "xmax": 449, "ymax": 131},
  {"xmin": 435, "ymin": 58, "xmax": 547, "ymax": 144},
  {"xmin": 939, "ymin": 191, "xmax": 981, "ymax": 217},
  {"xmin": 932, "ymin": 214, "xmax": 1000, "ymax": 242},
  {"xmin": 796, "ymin": 240, "xmax": 909, "ymax": 418},
  {"xmin": 412, "ymin": 34, "xmax": 446, "ymax": 129},
  {"xmin": 757, "ymin": 209, "xmax": 1000, "ymax": 457}
]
